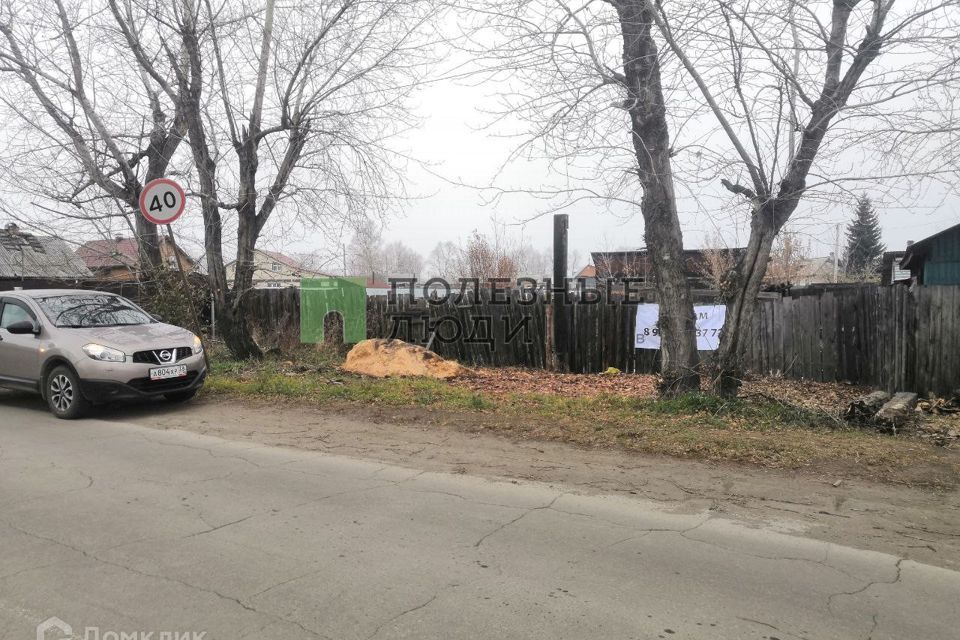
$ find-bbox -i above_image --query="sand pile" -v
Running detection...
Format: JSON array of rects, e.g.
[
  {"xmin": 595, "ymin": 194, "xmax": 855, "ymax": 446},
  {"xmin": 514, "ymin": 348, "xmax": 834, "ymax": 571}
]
[{"xmin": 342, "ymin": 339, "xmax": 465, "ymax": 379}]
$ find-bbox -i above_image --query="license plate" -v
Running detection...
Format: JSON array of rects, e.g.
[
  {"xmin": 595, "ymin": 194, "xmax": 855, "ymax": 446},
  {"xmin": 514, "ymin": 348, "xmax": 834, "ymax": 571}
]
[{"xmin": 150, "ymin": 365, "xmax": 188, "ymax": 381}]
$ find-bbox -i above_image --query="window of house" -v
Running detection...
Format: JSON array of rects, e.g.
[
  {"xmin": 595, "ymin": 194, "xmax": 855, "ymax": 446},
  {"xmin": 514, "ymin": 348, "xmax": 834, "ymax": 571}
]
[{"xmin": 271, "ymin": 262, "xmax": 281, "ymax": 272}]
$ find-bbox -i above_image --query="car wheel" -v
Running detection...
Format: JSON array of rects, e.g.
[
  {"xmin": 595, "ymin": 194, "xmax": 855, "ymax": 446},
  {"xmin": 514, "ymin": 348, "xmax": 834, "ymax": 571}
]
[
  {"xmin": 46, "ymin": 365, "xmax": 89, "ymax": 419},
  {"xmin": 164, "ymin": 389, "xmax": 198, "ymax": 403}
]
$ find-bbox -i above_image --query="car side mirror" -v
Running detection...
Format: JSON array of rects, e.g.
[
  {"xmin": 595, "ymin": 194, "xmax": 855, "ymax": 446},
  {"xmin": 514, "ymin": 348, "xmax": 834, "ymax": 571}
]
[
  {"xmin": 6, "ymin": 320, "xmax": 39, "ymax": 335},
  {"xmin": 151, "ymin": 314, "xmax": 164, "ymax": 322}
]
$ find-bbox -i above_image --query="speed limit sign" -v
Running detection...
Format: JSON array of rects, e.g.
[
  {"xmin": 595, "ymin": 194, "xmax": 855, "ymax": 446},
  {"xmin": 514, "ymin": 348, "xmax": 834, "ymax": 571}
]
[{"xmin": 139, "ymin": 178, "xmax": 186, "ymax": 225}]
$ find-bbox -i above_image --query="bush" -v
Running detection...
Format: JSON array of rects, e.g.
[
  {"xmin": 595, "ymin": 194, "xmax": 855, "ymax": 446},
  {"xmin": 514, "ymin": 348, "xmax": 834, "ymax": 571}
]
[{"xmin": 141, "ymin": 269, "xmax": 210, "ymax": 335}]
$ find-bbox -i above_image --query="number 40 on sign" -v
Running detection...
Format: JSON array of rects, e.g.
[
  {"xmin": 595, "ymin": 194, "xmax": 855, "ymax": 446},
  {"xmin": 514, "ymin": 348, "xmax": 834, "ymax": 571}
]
[{"xmin": 139, "ymin": 178, "xmax": 186, "ymax": 225}]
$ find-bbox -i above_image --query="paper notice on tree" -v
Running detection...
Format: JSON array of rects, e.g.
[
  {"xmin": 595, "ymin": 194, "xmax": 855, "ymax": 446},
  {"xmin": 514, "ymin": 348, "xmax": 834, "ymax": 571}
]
[{"xmin": 635, "ymin": 304, "xmax": 726, "ymax": 350}]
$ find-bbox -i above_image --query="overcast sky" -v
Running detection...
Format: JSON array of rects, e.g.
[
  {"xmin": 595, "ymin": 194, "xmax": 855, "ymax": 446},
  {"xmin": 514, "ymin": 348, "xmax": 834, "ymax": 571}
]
[{"xmin": 271, "ymin": 69, "xmax": 960, "ymax": 273}]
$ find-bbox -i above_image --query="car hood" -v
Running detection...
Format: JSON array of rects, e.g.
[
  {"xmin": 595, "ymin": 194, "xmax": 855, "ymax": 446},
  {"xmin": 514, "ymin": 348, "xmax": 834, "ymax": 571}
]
[{"xmin": 63, "ymin": 323, "xmax": 195, "ymax": 353}]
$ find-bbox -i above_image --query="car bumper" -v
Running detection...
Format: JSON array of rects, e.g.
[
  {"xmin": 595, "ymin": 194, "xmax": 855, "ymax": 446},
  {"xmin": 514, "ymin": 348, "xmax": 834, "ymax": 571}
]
[{"xmin": 79, "ymin": 367, "xmax": 207, "ymax": 403}]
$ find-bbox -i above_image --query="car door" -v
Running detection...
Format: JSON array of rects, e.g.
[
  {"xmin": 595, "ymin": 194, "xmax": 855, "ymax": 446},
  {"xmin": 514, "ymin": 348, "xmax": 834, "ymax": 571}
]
[{"xmin": 0, "ymin": 297, "xmax": 42, "ymax": 389}]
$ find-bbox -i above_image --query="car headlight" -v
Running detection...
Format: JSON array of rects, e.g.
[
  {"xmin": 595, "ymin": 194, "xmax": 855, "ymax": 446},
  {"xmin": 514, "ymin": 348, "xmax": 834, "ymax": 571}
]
[
  {"xmin": 192, "ymin": 335, "xmax": 204, "ymax": 354},
  {"xmin": 82, "ymin": 344, "xmax": 126, "ymax": 362}
]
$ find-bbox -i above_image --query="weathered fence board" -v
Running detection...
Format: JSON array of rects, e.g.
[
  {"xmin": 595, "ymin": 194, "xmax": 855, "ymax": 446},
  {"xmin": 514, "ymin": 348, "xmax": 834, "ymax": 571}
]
[{"xmin": 745, "ymin": 285, "xmax": 958, "ymax": 395}]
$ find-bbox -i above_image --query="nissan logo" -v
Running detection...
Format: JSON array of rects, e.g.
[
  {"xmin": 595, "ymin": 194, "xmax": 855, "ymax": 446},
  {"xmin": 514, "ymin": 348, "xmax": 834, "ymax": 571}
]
[{"xmin": 157, "ymin": 349, "xmax": 174, "ymax": 363}]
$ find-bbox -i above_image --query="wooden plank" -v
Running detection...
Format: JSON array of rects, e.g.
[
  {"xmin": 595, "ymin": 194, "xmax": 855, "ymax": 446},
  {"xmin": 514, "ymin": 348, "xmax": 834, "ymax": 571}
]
[
  {"xmin": 820, "ymin": 293, "xmax": 836, "ymax": 381},
  {"xmin": 944, "ymin": 287, "xmax": 959, "ymax": 395}
]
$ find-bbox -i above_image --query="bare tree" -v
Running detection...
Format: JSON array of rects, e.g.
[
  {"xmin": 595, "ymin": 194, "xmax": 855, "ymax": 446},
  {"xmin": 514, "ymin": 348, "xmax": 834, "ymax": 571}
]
[
  {"xmin": 463, "ymin": 230, "xmax": 520, "ymax": 280},
  {"xmin": 466, "ymin": 0, "xmax": 700, "ymax": 393},
  {"xmin": 0, "ymin": 0, "xmax": 189, "ymax": 274},
  {"xmin": 346, "ymin": 219, "xmax": 387, "ymax": 278},
  {"xmin": 426, "ymin": 225, "xmax": 549, "ymax": 282},
  {"xmin": 470, "ymin": 0, "xmax": 959, "ymax": 395},
  {"xmin": 648, "ymin": 0, "xmax": 960, "ymax": 394},
  {"xmin": 382, "ymin": 242, "xmax": 425, "ymax": 277},
  {"xmin": 427, "ymin": 240, "xmax": 461, "ymax": 280},
  {"xmin": 764, "ymin": 232, "xmax": 812, "ymax": 285},
  {"xmin": 176, "ymin": 0, "xmax": 437, "ymax": 357},
  {"xmin": 346, "ymin": 226, "xmax": 425, "ymax": 278},
  {"xmin": 563, "ymin": 249, "xmax": 582, "ymax": 279},
  {"xmin": 1, "ymin": 0, "xmax": 439, "ymax": 358},
  {"xmin": 697, "ymin": 234, "xmax": 738, "ymax": 291}
]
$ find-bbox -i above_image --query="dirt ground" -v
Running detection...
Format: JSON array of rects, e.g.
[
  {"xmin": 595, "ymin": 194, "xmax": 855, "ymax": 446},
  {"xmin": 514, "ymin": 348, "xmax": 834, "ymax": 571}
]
[
  {"xmin": 451, "ymin": 368, "xmax": 872, "ymax": 413},
  {"xmin": 86, "ymin": 394, "xmax": 960, "ymax": 573}
]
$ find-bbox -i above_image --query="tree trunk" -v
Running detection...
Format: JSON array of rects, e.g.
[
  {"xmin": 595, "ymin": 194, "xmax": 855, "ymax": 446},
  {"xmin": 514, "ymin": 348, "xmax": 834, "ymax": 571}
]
[
  {"xmin": 178, "ymin": 0, "xmax": 262, "ymax": 360},
  {"xmin": 616, "ymin": 0, "xmax": 699, "ymax": 396},
  {"xmin": 218, "ymin": 292, "xmax": 262, "ymax": 360},
  {"xmin": 712, "ymin": 215, "xmax": 777, "ymax": 396},
  {"xmin": 135, "ymin": 215, "xmax": 163, "ymax": 277},
  {"xmin": 712, "ymin": 114, "xmax": 833, "ymax": 396}
]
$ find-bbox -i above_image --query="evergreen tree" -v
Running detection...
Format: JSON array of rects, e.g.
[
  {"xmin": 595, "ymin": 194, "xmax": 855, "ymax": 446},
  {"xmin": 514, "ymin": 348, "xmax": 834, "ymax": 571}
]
[{"xmin": 844, "ymin": 195, "xmax": 885, "ymax": 277}]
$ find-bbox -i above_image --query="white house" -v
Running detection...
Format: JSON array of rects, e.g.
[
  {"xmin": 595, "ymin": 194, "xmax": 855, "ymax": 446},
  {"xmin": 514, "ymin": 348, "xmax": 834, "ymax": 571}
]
[{"xmin": 225, "ymin": 250, "xmax": 327, "ymax": 289}]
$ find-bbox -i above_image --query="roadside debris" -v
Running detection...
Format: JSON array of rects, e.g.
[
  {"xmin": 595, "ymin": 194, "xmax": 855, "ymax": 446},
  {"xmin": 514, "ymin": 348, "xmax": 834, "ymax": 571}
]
[
  {"xmin": 842, "ymin": 388, "xmax": 959, "ymax": 442},
  {"xmin": 918, "ymin": 390, "xmax": 960, "ymax": 415},
  {"xmin": 916, "ymin": 421, "xmax": 960, "ymax": 446},
  {"xmin": 342, "ymin": 339, "xmax": 465, "ymax": 379},
  {"xmin": 916, "ymin": 390, "xmax": 960, "ymax": 446},
  {"xmin": 844, "ymin": 391, "xmax": 891, "ymax": 423},
  {"xmin": 876, "ymin": 392, "xmax": 920, "ymax": 425}
]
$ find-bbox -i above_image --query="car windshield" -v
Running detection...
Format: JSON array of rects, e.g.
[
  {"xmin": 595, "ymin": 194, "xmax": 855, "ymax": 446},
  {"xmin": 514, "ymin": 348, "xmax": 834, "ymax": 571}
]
[{"xmin": 36, "ymin": 294, "xmax": 154, "ymax": 328}]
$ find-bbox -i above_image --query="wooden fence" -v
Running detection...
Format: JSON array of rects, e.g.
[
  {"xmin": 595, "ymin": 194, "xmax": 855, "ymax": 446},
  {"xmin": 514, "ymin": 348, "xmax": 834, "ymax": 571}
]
[
  {"xmin": 360, "ymin": 285, "xmax": 960, "ymax": 395},
  {"xmin": 744, "ymin": 285, "xmax": 959, "ymax": 395},
  {"xmin": 366, "ymin": 289, "xmax": 741, "ymax": 375}
]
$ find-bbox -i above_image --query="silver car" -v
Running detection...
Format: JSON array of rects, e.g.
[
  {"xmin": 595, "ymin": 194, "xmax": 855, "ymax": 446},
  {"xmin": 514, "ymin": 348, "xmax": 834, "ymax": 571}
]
[{"xmin": 0, "ymin": 289, "xmax": 206, "ymax": 419}]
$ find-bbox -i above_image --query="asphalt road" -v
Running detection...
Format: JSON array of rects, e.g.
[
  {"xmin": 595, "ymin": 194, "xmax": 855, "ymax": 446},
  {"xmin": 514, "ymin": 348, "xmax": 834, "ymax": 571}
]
[{"xmin": 2, "ymin": 400, "xmax": 959, "ymax": 640}]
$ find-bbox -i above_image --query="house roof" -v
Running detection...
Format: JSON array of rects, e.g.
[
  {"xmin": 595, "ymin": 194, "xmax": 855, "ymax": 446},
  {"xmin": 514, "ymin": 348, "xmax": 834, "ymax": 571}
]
[
  {"xmin": 76, "ymin": 237, "xmax": 140, "ymax": 269},
  {"xmin": 76, "ymin": 236, "xmax": 192, "ymax": 271},
  {"xmin": 591, "ymin": 248, "xmax": 748, "ymax": 278},
  {"xmin": 260, "ymin": 250, "xmax": 307, "ymax": 272},
  {"xmin": 793, "ymin": 256, "xmax": 836, "ymax": 281},
  {"xmin": 0, "ymin": 228, "xmax": 92, "ymax": 279},
  {"xmin": 226, "ymin": 249, "xmax": 329, "ymax": 277},
  {"xmin": 576, "ymin": 264, "xmax": 596, "ymax": 278},
  {"xmin": 902, "ymin": 222, "xmax": 960, "ymax": 269},
  {"xmin": 592, "ymin": 247, "xmax": 747, "ymax": 257}
]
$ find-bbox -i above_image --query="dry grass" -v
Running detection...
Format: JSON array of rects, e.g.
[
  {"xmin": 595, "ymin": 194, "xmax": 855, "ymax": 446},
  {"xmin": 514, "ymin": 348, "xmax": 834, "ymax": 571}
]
[
  {"xmin": 450, "ymin": 367, "xmax": 871, "ymax": 414},
  {"xmin": 204, "ymin": 349, "xmax": 960, "ymax": 485}
]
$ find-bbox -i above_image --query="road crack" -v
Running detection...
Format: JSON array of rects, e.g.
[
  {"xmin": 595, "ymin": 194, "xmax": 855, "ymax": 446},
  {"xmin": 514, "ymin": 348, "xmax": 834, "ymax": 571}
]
[{"xmin": 474, "ymin": 494, "xmax": 564, "ymax": 548}]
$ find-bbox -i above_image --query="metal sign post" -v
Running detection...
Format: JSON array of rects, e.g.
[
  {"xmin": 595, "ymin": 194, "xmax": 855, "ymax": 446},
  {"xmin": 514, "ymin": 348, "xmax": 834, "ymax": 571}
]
[
  {"xmin": 165, "ymin": 223, "xmax": 209, "ymax": 369},
  {"xmin": 139, "ymin": 178, "xmax": 210, "ymax": 369}
]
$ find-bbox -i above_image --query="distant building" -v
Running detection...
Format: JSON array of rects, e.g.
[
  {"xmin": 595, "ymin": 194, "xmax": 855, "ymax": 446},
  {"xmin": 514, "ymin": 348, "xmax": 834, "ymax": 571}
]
[
  {"xmin": 591, "ymin": 248, "xmax": 746, "ymax": 288},
  {"xmin": 0, "ymin": 224, "xmax": 91, "ymax": 280},
  {"xmin": 225, "ymin": 249, "xmax": 327, "ymax": 289},
  {"xmin": 364, "ymin": 278, "xmax": 393, "ymax": 296},
  {"xmin": 901, "ymin": 223, "xmax": 960, "ymax": 285},
  {"xmin": 76, "ymin": 236, "xmax": 194, "ymax": 281},
  {"xmin": 790, "ymin": 256, "xmax": 837, "ymax": 285},
  {"xmin": 574, "ymin": 264, "xmax": 597, "ymax": 290},
  {"xmin": 879, "ymin": 250, "xmax": 911, "ymax": 285}
]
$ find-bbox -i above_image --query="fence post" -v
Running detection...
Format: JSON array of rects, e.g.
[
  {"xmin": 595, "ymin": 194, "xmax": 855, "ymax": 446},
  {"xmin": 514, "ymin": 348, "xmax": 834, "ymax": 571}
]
[{"xmin": 551, "ymin": 214, "xmax": 569, "ymax": 371}]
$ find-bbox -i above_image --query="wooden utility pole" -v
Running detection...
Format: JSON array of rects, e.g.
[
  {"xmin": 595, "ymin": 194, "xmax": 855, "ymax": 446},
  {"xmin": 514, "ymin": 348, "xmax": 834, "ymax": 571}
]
[{"xmin": 549, "ymin": 214, "xmax": 569, "ymax": 371}]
